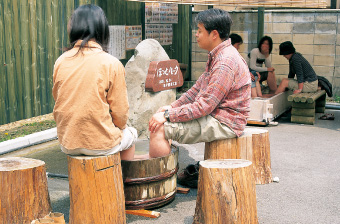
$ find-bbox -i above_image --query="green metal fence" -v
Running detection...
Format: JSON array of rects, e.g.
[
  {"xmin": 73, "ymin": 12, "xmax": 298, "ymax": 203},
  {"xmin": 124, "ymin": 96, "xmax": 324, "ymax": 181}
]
[{"xmin": 0, "ymin": 0, "xmax": 191, "ymax": 125}]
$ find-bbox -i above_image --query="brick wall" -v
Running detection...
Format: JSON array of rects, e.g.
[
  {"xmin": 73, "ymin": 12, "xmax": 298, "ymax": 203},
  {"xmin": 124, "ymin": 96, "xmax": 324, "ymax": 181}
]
[{"xmin": 191, "ymin": 9, "xmax": 340, "ymax": 97}]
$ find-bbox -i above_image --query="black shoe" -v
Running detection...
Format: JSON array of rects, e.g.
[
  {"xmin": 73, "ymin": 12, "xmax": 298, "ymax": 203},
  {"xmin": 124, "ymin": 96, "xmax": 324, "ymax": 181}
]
[{"xmin": 177, "ymin": 162, "xmax": 200, "ymax": 188}]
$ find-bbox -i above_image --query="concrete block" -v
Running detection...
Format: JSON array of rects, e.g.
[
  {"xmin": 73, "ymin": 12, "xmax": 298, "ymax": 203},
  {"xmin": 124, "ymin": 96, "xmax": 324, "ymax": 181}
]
[
  {"xmin": 264, "ymin": 23, "xmax": 272, "ymax": 34},
  {"xmin": 231, "ymin": 13, "xmax": 247, "ymax": 24},
  {"xmin": 191, "ymin": 62, "xmax": 206, "ymax": 75},
  {"xmin": 272, "ymin": 43, "xmax": 280, "ymax": 55},
  {"xmin": 293, "ymin": 23, "xmax": 314, "ymax": 33},
  {"xmin": 272, "ymin": 23, "xmax": 293, "ymax": 33},
  {"xmin": 315, "ymin": 13, "xmax": 338, "ymax": 23},
  {"xmin": 314, "ymin": 55, "xmax": 335, "ymax": 66},
  {"xmin": 272, "ymin": 13, "xmax": 294, "ymax": 23},
  {"xmin": 335, "ymin": 67, "xmax": 340, "ymax": 77},
  {"xmin": 303, "ymin": 55, "xmax": 314, "ymax": 65},
  {"xmin": 335, "ymin": 56, "xmax": 340, "ymax": 66},
  {"xmin": 314, "ymin": 34, "xmax": 336, "ymax": 45},
  {"xmin": 315, "ymin": 23, "xmax": 337, "ymax": 34},
  {"xmin": 313, "ymin": 66, "xmax": 335, "ymax": 78},
  {"xmin": 273, "ymin": 64, "xmax": 289, "ymax": 75},
  {"xmin": 264, "ymin": 12, "xmax": 272, "ymax": 23},
  {"xmin": 192, "ymin": 70, "xmax": 203, "ymax": 81},
  {"xmin": 272, "ymin": 54, "xmax": 288, "ymax": 65},
  {"xmin": 313, "ymin": 45, "xmax": 335, "ymax": 56},
  {"xmin": 271, "ymin": 34, "xmax": 292, "ymax": 44},
  {"xmin": 295, "ymin": 44, "xmax": 314, "ymax": 55},
  {"xmin": 332, "ymin": 76, "xmax": 340, "ymax": 96},
  {"xmin": 293, "ymin": 34, "xmax": 314, "ymax": 45},
  {"xmin": 293, "ymin": 13, "xmax": 315, "ymax": 22},
  {"xmin": 337, "ymin": 34, "xmax": 340, "ymax": 46},
  {"xmin": 192, "ymin": 52, "xmax": 208, "ymax": 62}
]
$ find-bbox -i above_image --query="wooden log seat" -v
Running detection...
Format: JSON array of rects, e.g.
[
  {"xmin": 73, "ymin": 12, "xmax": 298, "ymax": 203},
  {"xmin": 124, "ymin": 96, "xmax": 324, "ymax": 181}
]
[
  {"xmin": 193, "ymin": 159, "xmax": 258, "ymax": 224},
  {"xmin": 204, "ymin": 127, "xmax": 272, "ymax": 184},
  {"xmin": 67, "ymin": 153, "xmax": 126, "ymax": 224},
  {"xmin": 0, "ymin": 157, "xmax": 51, "ymax": 224},
  {"xmin": 244, "ymin": 128, "xmax": 272, "ymax": 184},
  {"xmin": 288, "ymin": 90, "xmax": 326, "ymax": 125}
]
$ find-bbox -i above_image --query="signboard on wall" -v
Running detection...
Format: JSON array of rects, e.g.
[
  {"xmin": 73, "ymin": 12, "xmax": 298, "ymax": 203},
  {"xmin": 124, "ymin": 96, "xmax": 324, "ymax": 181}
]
[
  {"xmin": 145, "ymin": 3, "xmax": 177, "ymax": 46},
  {"xmin": 125, "ymin": 26, "xmax": 142, "ymax": 50},
  {"xmin": 108, "ymin": 25, "xmax": 126, "ymax": 59}
]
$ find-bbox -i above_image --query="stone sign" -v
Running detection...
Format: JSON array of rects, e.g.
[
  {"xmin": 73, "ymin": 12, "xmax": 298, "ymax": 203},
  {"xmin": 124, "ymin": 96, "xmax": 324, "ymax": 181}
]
[{"xmin": 145, "ymin": 59, "xmax": 183, "ymax": 92}]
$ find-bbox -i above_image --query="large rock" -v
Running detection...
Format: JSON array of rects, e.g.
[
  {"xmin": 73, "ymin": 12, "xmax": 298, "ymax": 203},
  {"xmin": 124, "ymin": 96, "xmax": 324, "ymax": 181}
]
[{"xmin": 125, "ymin": 39, "xmax": 176, "ymax": 138}]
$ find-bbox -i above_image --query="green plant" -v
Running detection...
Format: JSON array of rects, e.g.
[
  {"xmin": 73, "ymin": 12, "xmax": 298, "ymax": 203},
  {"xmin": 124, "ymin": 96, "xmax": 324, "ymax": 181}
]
[
  {"xmin": 0, "ymin": 120, "xmax": 56, "ymax": 143},
  {"xmin": 333, "ymin": 95, "xmax": 340, "ymax": 103}
]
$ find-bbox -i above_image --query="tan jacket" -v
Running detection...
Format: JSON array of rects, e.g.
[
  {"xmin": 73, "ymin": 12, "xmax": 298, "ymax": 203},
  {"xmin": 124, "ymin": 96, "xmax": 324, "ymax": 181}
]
[{"xmin": 52, "ymin": 41, "xmax": 129, "ymax": 150}]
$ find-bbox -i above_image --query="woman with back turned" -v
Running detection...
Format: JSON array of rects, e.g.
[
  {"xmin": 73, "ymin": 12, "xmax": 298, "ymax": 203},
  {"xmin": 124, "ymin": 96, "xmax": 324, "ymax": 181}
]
[{"xmin": 52, "ymin": 4, "xmax": 137, "ymax": 159}]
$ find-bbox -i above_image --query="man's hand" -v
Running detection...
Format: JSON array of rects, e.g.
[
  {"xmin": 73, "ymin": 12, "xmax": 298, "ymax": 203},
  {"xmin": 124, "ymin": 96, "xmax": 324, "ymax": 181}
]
[
  {"xmin": 149, "ymin": 112, "xmax": 167, "ymax": 133},
  {"xmin": 156, "ymin": 105, "xmax": 172, "ymax": 113}
]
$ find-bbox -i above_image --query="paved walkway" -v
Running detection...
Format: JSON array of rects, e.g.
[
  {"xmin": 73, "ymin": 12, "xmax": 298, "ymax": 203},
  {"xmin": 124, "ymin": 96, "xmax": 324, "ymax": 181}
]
[{"xmin": 2, "ymin": 108, "xmax": 340, "ymax": 223}]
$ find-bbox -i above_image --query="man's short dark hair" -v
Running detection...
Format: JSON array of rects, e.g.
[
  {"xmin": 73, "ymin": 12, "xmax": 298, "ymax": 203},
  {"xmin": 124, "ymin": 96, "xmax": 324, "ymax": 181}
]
[
  {"xmin": 195, "ymin": 8, "xmax": 232, "ymax": 41},
  {"xmin": 229, "ymin": 33, "xmax": 243, "ymax": 45}
]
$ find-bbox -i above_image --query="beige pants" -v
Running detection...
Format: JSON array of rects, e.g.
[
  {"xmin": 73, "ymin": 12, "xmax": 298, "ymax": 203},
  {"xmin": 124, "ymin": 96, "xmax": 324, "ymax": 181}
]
[
  {"xmin": 288, "ymin": 79, "xmax": 318, "ymax": 93},
  {"xmin": 164, "ymin": 115, "xmax": 236, "ymax": 144}
]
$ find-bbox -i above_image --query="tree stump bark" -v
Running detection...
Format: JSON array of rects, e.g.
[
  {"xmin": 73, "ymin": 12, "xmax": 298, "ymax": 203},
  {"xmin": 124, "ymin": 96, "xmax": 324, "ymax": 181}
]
[
  {"xmin": 0, "ymin": 157, "xmax": 51, "ymax": 224},
  {"xmin": 204, "ymin": 133, "xmax": 252, "ymax": 161},
  {"xmin": 244, "ymin": 128, "xmax": 272, "ymax": 184},
  {"xmin": 67, "ymin": 153, "xmax": 126, "ymax": 224},
  {"xmin": 193, "ymin": 159, "xmax": 258, "ymax": 224}
]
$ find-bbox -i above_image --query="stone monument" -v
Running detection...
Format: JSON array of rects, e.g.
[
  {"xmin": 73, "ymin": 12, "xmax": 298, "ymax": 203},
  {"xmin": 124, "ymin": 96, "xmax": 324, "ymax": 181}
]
[{"xmin": 125, "ymin": 39, "xmax": 177, "ymax": 138}]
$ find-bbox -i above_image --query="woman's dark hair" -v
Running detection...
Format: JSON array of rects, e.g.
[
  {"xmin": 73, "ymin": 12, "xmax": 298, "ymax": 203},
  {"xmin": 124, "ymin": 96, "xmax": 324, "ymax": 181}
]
[
  {"xmin": 195, "ymin": 8, "xmax": 232, "ymax": 41},
  {"xmin": 258, "ymin": 36, "xmax": 273, "ymax": 54},
  {"xmin": 67, "ymin": 4, "xmax": 109, "ymax": 53}
]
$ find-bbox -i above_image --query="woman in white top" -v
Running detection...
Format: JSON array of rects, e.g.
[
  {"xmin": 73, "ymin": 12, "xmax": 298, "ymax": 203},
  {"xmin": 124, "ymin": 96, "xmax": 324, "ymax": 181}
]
[{"xmin": 248, "ymin": 36, "xmax": 277, "ymax": 93}]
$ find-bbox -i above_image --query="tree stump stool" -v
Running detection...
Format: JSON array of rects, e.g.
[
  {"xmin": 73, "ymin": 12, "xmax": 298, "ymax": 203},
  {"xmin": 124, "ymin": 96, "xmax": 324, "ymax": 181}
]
[
  {"xmin": 67, "ymin": 153, "xmax": 126, "ymax": 224},
  {"xmin": 193, "ymin": 159, "xmax": 258, "ymax": 224},
  {"xmin": 0, "ymin": 157, "xmax": 51, "ymax": 224},
  {"xmin": 244, "ymin": 128, "xmax": 272, "ymax": 184},
  {"xmin": 204, "ymin": 133, "xmax": 253, "ymax": 161},
  {"xmin": 204, "ymin": 128, "xmax": 272, "ymax": 185}
]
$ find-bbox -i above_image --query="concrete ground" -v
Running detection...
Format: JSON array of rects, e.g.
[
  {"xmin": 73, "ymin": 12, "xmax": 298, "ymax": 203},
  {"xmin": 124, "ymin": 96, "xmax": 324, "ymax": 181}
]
[{"xmin": 2, "ymin": 108, "xmax": 340, "ymax": 224}]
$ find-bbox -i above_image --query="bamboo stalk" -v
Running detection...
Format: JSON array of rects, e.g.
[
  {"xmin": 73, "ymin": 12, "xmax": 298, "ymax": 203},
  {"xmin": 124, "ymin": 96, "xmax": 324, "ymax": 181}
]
[
  {"xmin": 12, "ymin": 0, "xmax": 24, "ymax": 120},
  {"xmin": 45, "ymin": 0, "xmax": 53, "ymax": 115},
  {"xmin": 30, "ymin": 0, "xmax": 40, "ymax": 116},
  {"xmin": 0, "ymin": 1, "xmax": 5, "ymax": 124},
  {"xmin": 20, "ymin": 0, "xmax": 33, "ymax": 119},
  {"xmin": 4, "ymin": 0, "xmax": 17, "ymax": 122}
]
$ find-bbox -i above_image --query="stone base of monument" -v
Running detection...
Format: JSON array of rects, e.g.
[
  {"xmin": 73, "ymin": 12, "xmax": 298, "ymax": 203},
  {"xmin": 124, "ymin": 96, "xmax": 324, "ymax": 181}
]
[{"xmin": 121, "ymin": 140, "xmax": 179, "ymax": 210}]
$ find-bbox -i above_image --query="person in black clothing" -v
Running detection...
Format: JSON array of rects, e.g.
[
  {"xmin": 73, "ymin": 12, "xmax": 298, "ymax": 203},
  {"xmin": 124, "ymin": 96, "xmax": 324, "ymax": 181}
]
[
  {"xmin": 229, "ymin": 33, "xmax": 243, "ymax": 50},
  {"xmin": 275, "ymin": 41, "xmax": 318, "ymax": 95}
]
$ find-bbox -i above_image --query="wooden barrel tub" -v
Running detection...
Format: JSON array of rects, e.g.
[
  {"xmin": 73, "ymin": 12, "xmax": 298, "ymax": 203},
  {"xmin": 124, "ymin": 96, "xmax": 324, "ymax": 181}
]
[{"xmin": 121, "ymin": 140, "xmax": 179, "ymax": 210}]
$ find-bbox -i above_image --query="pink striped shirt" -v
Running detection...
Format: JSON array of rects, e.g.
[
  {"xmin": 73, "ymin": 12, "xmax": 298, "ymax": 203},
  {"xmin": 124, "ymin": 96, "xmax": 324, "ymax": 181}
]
[{"xmin": 169, "ymin": 39, "xmax": 251, "ymax": 137}]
